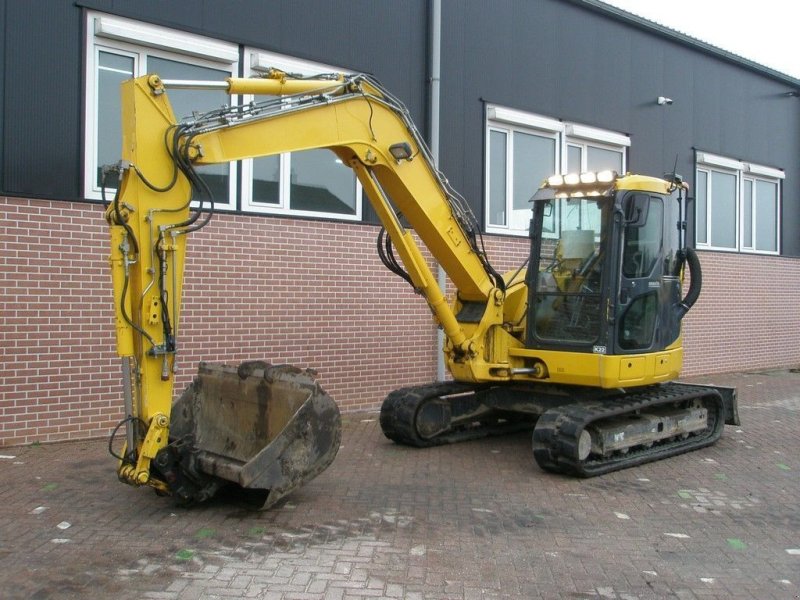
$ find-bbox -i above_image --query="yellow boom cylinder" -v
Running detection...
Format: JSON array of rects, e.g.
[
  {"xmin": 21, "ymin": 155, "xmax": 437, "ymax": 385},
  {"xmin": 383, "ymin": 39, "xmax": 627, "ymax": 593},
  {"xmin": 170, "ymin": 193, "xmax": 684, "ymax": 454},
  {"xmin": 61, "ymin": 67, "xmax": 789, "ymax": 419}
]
[{"xmin": 225, "ymin": 75, "xmax": 345, "ymax": 96}]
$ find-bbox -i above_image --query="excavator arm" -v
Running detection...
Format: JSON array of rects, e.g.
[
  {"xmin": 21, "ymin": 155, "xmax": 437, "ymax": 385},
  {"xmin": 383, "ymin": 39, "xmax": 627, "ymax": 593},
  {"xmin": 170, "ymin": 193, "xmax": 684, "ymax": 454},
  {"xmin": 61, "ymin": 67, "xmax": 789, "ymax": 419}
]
[
  {"xmin": 105, "ymin": 70, "xmax": 524, "ymax": 504},
  {"xmin": 106, "ymin": 69, "xmax": 740, "ymax": 499}
]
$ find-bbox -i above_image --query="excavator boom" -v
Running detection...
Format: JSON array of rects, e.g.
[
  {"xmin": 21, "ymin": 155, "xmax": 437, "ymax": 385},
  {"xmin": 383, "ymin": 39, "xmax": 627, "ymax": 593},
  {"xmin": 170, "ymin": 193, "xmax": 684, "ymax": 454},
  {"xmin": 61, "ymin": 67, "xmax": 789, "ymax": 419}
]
[{"xmin": 106, "ymin": 70, "xmax": 513, "ymax": 505}]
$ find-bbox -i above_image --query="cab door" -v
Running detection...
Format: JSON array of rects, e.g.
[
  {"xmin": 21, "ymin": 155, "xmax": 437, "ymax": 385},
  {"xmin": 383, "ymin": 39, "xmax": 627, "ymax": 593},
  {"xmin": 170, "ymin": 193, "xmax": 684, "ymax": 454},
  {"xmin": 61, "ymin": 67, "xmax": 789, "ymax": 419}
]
[{"xmin": 615, "ymin": 194, "xmax": 669, "ymax": 353}]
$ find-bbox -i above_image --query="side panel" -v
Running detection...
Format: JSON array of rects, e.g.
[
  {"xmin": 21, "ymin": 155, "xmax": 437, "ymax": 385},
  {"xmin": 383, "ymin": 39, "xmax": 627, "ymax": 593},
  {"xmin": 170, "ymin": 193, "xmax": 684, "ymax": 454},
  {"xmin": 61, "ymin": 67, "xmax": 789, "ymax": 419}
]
[
  {"xmin": 507, "ymin": 347, "xmax": 682, "ymax": 388},
  {"xmin": 2, "ymin": 0, "xmax": 82, "ymax": 198}
]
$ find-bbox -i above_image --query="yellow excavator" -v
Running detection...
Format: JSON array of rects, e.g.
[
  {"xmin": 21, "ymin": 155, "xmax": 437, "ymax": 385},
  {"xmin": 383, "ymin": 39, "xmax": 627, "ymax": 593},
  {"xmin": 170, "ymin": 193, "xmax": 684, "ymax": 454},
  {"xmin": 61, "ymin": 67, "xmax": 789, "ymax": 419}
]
[{"xmin": 104, "ymin": 70, "xmax": 739, "ymax": 507}]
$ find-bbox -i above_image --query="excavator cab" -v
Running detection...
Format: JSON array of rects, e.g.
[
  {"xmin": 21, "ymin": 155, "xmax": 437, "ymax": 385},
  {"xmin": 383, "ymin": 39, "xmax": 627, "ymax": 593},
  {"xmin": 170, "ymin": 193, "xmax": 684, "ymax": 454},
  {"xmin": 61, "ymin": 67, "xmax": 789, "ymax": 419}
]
[
  {"xmin": 528, "ymin": 172, "xmax": 692, "ymax": 362},
  {"xmin": 521, "ymin": 172, "xmax": 738, "ymax": 476}
]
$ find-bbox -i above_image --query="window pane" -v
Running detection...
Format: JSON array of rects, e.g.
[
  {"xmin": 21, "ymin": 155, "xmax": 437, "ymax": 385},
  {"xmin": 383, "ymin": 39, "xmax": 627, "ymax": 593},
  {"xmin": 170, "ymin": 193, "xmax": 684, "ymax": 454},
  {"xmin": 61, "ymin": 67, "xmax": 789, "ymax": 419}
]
[
  {"xmin": 252, "ymin": 155, "xmax": 281, "ymax": 204},
  {"xmin": 742, "ymin": 180, "xmax": 753, "ymax": 248},
  {"xmin": 148, "ymin": 57, "xmax": 231, "ymax": 203},
  {"xmin": 623, "ymin": 197, "xmax": 663, "ymax": 278},
  {"xmin": 561, "ymin": 197, "xmax": 584, "ymax": 232},
  {"xmin": 580, "ymin": 200, "xmax": 602, "ymax": 234},
  {"xmin": 619, "ymin": 293, "xmax": 658, "ymax": 350},
  {"xmin": 696, "ymin": 171, "xmax": 708, "ymax": 244},
  {"xmin": 534, "ymin": 197, "xmax": 606, "ymax": 344},
  {"xmin": 755, "ymin": 180, "xmax": 778, "ymax": 252},
  {"xmin": 587, "ymin": 146, "xmax": 623, "ymax": 172},
  {"xmin": 513, "ymin": 133, "xmax": 554, "ymax": 210},
  {"xmin": 567, "ymin": 145, "xmax": 582, "ymax": 173},
  {"xmin": 289, "ymin": 150, "xmax": 356, "ymax": 214},
  {"xmin": 542, "ymin": 200, "xmax": 557, "ymax": 235},
  {"xmin": 489, "ymin": 130, "xmax": 507, "ymax": 226},
  {"xmin": 97, "ymin": 51, "xmax": 134, "ymax": 188},
  {"xmin": 512, "ymin": 132, "xmax": 555, "ymax": 229},
  {"xmin": 709, "ymin": 171, "xmax": 737, "ymax": 248}
]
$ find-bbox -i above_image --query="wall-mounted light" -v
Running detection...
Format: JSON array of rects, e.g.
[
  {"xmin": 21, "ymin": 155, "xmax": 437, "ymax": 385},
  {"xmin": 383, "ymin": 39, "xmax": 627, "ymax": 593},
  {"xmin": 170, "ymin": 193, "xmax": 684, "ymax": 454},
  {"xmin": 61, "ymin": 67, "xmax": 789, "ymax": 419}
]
[
  {"xmin": 785, "ymin": 91, "xmax": 800, "ymax": 98},
  {"xmin": 657, "ymin": 96, "xmax": 673, "ymax": 106}
]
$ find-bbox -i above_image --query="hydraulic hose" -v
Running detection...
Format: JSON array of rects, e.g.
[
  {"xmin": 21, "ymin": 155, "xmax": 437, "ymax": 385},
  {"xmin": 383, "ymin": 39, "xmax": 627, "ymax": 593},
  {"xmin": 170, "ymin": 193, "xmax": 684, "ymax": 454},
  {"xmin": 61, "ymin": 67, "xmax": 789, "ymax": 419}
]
[{"xmin": 676, "ymin": 246, "xmax": 702, "ymax": 319}]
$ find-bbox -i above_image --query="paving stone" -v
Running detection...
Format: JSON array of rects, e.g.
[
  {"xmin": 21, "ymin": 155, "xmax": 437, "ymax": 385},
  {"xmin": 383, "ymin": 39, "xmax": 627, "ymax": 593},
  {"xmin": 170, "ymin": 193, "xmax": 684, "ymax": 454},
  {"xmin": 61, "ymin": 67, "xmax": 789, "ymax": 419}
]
[{"xmin": 0, "ymin": 371, "xmax": 798, "ymax": 599}]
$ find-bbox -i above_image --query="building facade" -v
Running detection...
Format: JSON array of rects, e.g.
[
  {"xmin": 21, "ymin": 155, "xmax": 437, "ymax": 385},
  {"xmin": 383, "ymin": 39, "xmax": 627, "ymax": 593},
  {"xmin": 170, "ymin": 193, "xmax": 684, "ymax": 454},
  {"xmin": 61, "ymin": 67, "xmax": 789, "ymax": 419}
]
[{"xmin": 1, "ymin": 0, "xmax": 798, "ymax": 446}]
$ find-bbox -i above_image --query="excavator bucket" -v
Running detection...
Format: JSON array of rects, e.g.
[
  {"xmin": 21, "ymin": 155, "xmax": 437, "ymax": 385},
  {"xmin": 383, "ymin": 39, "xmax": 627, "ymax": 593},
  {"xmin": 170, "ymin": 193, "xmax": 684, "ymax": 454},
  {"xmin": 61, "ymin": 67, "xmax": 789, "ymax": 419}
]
[{"xmin": 166, "ymin": 361, "xmax": 341, "ymax": 508}]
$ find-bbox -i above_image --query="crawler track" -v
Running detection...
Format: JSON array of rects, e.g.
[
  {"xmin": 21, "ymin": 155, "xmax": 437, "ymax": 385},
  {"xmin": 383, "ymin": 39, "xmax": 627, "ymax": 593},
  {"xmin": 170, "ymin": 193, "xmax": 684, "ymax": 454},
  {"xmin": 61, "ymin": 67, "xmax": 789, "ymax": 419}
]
[
  {"xmin": 531, "ymin": 383, "xmax": 724, "ymax": 476},
  {"xmin": 379, "ymin": 381, "xmax": 532, "ymax": 447}
]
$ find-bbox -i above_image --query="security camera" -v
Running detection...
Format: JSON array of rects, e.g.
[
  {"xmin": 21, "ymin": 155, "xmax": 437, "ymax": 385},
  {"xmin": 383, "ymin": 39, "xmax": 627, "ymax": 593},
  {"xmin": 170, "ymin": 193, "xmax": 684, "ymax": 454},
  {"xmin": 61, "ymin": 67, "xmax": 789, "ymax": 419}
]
[{"xmin": 657, "ymin": 96, "xmax": 673, "ymax": 105}]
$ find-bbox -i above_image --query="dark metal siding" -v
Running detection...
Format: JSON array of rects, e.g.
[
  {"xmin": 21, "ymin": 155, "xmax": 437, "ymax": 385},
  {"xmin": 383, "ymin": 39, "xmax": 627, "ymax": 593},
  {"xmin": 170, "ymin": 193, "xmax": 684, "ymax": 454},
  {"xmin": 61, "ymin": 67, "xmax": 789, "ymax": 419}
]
[
  {"xmin": 2, "ymin": 1, "xmax": 83, "ymax": 199},
  {"xmin": 439, "ymin": 0, "xmax": 800, "ymax": 255},
  {"xmin": 1, "ymin": 0, "xmax": 797, "ymax": 254},
  {"xmin": 1, "ymin": 0, "xmax": 427, "ymax": 213},
  {"xmin": 75, "ymin": 0, "xmax": 428, "ymax": 119}
]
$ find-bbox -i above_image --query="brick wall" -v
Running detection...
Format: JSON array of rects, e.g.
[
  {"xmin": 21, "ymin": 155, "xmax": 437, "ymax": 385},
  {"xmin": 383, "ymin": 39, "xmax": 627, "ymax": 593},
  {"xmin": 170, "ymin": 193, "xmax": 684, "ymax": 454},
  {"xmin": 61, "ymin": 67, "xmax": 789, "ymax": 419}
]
[
  {"xmin": 681, "ymin": 251, "xmax": 800, "ymax": 376},
  {"xmin": 2, "ymin": 197, "xmax": 798, "ymax": 446},
  {"xmin": 1, "ymin": 198, "xmax": 120, "ymax": 446},
  {"xmin": 1, "ymin": 198, "xmax": 437, "ymax": 447}
]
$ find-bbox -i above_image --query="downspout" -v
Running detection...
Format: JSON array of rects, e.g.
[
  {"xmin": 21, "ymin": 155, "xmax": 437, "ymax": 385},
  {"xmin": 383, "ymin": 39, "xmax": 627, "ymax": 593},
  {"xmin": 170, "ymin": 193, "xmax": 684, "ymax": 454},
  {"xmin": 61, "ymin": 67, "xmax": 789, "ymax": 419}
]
[{"xmin": 429, "ymin": 0, "xmax": 446, "ymax": 382}]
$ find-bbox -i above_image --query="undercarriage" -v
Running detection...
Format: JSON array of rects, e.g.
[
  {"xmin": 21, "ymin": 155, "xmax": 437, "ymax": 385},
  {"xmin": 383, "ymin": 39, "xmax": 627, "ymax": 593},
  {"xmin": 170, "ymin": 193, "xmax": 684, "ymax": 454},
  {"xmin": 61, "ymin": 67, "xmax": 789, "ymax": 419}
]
[{"xmin": 380, "ymin": 380, "xmax": 739, "ymax": 476}]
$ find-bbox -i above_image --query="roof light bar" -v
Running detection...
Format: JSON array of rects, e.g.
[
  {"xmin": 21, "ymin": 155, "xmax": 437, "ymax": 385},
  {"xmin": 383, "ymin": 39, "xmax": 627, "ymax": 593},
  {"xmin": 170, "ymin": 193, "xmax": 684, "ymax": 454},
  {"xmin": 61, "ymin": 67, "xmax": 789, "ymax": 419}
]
[
  {"xmin": 596, "ymin": 170, "xmax": 616, "ymax": 183},
  {"xmin": 542, "ymin": 170, "xmax": 617, "ymax": 198}
]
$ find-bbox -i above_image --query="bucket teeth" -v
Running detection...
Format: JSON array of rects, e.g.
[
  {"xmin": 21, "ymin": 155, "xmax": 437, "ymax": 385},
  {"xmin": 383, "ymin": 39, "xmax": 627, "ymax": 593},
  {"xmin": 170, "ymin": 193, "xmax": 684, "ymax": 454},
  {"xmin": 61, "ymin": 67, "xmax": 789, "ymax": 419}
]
[{"xmin": 163, "ymin": 361, "xmax": 341, "ymax": 507}]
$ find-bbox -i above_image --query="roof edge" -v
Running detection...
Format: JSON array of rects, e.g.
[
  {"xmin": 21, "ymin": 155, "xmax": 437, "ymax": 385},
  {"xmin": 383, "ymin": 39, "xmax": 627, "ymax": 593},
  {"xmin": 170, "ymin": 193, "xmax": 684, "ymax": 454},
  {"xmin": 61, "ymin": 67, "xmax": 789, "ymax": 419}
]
[{"xmin": 571, "ymin": 0, "xmax": 800, "ymax": 89}]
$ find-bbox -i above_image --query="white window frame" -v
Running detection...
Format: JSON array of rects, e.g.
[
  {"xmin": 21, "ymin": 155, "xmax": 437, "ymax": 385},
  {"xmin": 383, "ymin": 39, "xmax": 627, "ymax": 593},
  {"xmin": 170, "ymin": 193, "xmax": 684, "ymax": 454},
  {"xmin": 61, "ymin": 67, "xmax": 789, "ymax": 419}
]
[
  {"xmin": 564, "ymin": 139, "xmax": 627, "ymax": 174},
  {"xmin": 84, "ymin": 12, "xmax": 239, "ymax": 208},
  {"xmin": 695, "ymin": 152, "xmax": 783, "ymax": 255},
  {"xmin": 240, "ymin": 49, "xmax": 363, "ymax": 221},
  {"xmin": 485, "ymin": 104, "xmax": 629, "ymax": 236}
]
